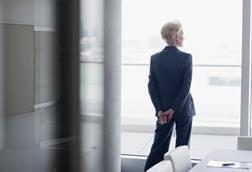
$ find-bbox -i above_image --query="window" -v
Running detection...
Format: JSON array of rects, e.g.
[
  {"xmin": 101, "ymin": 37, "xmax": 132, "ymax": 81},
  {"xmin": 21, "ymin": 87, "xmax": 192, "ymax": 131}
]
[{"xmin": 122, "ymin": 0, "xmax": 242, "ymax": 158}]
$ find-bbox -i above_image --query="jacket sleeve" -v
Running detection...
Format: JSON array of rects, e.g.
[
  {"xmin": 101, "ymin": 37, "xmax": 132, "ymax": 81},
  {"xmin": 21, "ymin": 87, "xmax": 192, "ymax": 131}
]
[
  {"xmin": 148, "ymin": 57, "xmax": 162, "ymax": 115},
  {"xmin": 171, "ymin": 55, "xmax": 193, "ymax": 113}
]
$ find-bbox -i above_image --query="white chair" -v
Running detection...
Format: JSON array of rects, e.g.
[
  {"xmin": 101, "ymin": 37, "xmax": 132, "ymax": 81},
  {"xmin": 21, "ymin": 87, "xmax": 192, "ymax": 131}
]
[
  {"xmin": 147, "ymin": 160, "xmax": 174, "ymax": 172},
  {"xmin": 237, "ymin": 136, "xmax": 252, "ymax": 150},
  {"xmin": 164, "ymin": 145, "xmax": 192, "ymax": 172}
]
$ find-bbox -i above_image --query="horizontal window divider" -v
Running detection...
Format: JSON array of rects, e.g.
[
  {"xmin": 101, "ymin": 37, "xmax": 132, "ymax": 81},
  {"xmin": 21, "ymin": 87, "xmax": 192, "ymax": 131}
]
[{"xmin": 80, "ymin": 61, "xmax": 241, "ymax": 67}]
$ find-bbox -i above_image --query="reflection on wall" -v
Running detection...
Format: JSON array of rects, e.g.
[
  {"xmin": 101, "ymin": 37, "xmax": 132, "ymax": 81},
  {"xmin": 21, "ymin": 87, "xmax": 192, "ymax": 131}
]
[
  {"xmin": 0, "ymin": 24, "xmax": 5, "ymax": 150},
  {"xmin": 0, "ymin": 0, "xmax": 59, "ymax": 171},
  {"xmin": 35, "ymin": 31, "xmax": 59, "ymax": 104},
  {"xmin": 4, "ymin": 24, "xmax": 34, "ymax": 116},
  {"xmin": 81, "ymin": 0, "xmax": 105, "ymax": 171}
]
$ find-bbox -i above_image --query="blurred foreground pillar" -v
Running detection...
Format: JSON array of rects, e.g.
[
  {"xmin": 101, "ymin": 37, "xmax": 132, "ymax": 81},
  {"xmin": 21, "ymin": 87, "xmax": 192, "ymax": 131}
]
[
  {"xmin": 0, "ymin": 20, "xmax": 5, "ymax": 150},
  {"xmin": 56, "ymin": 0, "xmax": 81, "ymax": 171},
  {"xmin": 103, "ymin": 0, "xmax": 122, "ymax": 171}
]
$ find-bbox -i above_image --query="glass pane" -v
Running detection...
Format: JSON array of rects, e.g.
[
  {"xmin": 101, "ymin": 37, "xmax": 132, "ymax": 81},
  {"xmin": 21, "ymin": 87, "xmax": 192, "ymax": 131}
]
[
  {"xmin": 0, "ymin": 0, "xmax": 59, "ymax": 171},
  {"xmin": 80, "ymin": 0, "xmax": 104, "ymax": 171},
  {"xmin": 122, "ymin": 0, "xmax": 242, "ymax": 158},
  {"xmin": 192, "ymin": 66, "xmax": 241, "ymax": 128}
]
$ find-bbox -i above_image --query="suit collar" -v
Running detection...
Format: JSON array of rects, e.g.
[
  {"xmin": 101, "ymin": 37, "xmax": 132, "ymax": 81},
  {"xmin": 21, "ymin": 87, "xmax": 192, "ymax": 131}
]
[{"xmin": 162, "ymin": 46, "xmax": 179, "ymax": 52}]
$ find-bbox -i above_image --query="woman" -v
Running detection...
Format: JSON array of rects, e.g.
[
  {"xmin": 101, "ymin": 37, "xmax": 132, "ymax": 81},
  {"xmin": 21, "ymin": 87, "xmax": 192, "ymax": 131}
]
[{"xmin": 144, "ymin": 20, "xmax": 196, "ymax": 171}]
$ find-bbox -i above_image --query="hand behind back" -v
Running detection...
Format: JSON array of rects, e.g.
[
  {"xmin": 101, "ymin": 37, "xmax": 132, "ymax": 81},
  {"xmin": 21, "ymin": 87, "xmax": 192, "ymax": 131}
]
[{"xmin": 158, "ymin": 109, "xmax": 175, "ymax": 124}]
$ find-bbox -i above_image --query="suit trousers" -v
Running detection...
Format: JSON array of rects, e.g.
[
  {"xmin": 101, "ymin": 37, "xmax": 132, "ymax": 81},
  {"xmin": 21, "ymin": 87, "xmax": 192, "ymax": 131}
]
[{"xmin": 144, "ymin": 115, "xmax": 193, "ymax": 171}]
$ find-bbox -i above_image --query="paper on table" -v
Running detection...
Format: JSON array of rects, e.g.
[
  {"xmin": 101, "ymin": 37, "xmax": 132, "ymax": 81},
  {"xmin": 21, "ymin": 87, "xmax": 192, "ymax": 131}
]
[{"xmin": 207, "ymin": 160, "xmax": 252, "ymax": 169}]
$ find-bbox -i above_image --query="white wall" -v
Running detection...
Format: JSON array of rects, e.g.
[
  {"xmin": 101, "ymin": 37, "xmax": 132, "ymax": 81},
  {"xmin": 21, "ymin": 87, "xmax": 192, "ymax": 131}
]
[
  {"xmin": 1, "ymin": 0, "xmax": 55, "ymax": 27},
  {"xmin": 3, "ymin": 0, "xmax": 35, "ymax": 25},
  {"xmin": 35, "ymin": 0, "xmax": 56, "ymax": 28}
]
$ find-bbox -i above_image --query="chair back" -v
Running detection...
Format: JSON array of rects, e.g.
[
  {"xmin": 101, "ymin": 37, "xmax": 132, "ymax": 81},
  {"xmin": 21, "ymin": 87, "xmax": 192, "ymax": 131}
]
[
  {"xmin": 237, "ymin": 136, "xmax": 252, "ymax": 150},
  {"xmin": 147, "ymin": 160, "xmax": 174, "ymax": 172},
  {"xmin": 164, "ymin": 146, "xmax": 192, "ymax": 172}
]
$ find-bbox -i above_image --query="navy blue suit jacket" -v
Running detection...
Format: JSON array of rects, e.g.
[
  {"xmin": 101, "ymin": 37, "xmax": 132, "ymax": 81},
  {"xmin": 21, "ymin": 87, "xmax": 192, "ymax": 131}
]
[{"xmin": 148, "ymin": 46, "xmax": 196, "ymax": 117}]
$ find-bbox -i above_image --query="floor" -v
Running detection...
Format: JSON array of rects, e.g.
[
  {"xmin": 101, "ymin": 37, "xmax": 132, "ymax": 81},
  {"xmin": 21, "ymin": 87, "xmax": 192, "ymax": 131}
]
[
  {"xmin": 0, "ymin": 106, "xmax": 239, "ymax": 172},
  {"xmin": 121, "ymin": 132, "xmax": 238, "ymax": 159}
]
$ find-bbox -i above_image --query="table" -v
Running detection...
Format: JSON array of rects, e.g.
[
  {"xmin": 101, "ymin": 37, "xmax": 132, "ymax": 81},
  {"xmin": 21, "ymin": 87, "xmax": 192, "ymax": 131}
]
[{"xmin": 190, "ymin": 149, "xmax": 252, "ymax": 172}]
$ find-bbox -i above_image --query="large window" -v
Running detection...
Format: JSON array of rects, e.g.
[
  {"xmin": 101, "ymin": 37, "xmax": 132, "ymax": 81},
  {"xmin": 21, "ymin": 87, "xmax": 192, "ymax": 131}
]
[{"xmin": 121, "ymin": 0, "xmax": 242, "ymax": 158}]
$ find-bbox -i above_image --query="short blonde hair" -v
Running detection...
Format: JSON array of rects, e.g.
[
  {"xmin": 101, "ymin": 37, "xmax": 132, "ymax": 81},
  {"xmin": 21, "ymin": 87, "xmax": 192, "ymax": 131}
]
[{"xmin": 161, "ymin": 20, "xmax": 182, "ymax": 45}]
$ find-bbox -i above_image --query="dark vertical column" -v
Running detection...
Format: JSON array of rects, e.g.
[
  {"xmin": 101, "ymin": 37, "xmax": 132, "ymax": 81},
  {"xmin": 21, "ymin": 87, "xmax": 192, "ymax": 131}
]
[{"xmin": 56, "ymin": 0, "xmax": 80, "ymax": 171}]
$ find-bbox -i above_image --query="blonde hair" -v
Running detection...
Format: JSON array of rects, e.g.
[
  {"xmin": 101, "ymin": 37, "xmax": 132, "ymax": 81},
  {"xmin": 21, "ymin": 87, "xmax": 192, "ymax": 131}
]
[{"xmin": 161, "ymin": 20, "xmax": 182, "ymax": 45}]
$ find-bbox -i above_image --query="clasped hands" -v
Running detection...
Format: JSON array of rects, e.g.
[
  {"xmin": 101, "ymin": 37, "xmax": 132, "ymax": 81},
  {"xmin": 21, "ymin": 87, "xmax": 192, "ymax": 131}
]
[{"xmin": 158, "ymin": 109, "xmax": 175, "ymax": 125}]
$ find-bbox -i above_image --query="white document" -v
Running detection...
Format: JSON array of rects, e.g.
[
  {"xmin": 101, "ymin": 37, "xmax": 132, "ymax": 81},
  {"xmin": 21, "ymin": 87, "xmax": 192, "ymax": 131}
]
[{"xmin": 207, "ymin": 160, "xmax": 252, "ymax": 169}]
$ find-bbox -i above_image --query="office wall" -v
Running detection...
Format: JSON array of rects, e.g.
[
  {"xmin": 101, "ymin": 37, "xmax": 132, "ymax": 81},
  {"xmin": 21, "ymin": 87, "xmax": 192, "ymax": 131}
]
[
  {"xmin": 35, "ymin": 31, "xmax": 59, "ymax": 104},
  {"xmin": 2, "ymin": 0, "xmax": 34, "ymax": 115},
  {"xmin": 0, "ymin": 24, "xmax": 5, "ymax": 150},
  {"xmin": 2, "ymin": 0, "xmax": 57, "ymax": 113},
  {"xmin": 0, "ymin": 0, "xmax": 4, "ymax": 23},
  {"xmin": 3, "ymin": 0, "xmax": 34, "ymax": 25},
  {"xmin": 5, "ymin": 24, "xmax": 34, "ymax": 116},
  {"xmin": 33, "ymin": 0, "xmax": 58, "ymax": 145},
  {"xmin": 35, "ymin": 0, "xmax": 56, "ymax": 28},
  {"xmin": 2, "ymin": 0, "xmax": 57, "ymax": 148},
  {"xmin": 0, "ymin": 3, "xmax": 59, "ymax": 171},
  {"xmin": 1, "ymin": 0, "xmax": 55, "ymax": 26},
  {"xmin": 34, "ymin": 0, "xmax": 57, "ymax": 104}
]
